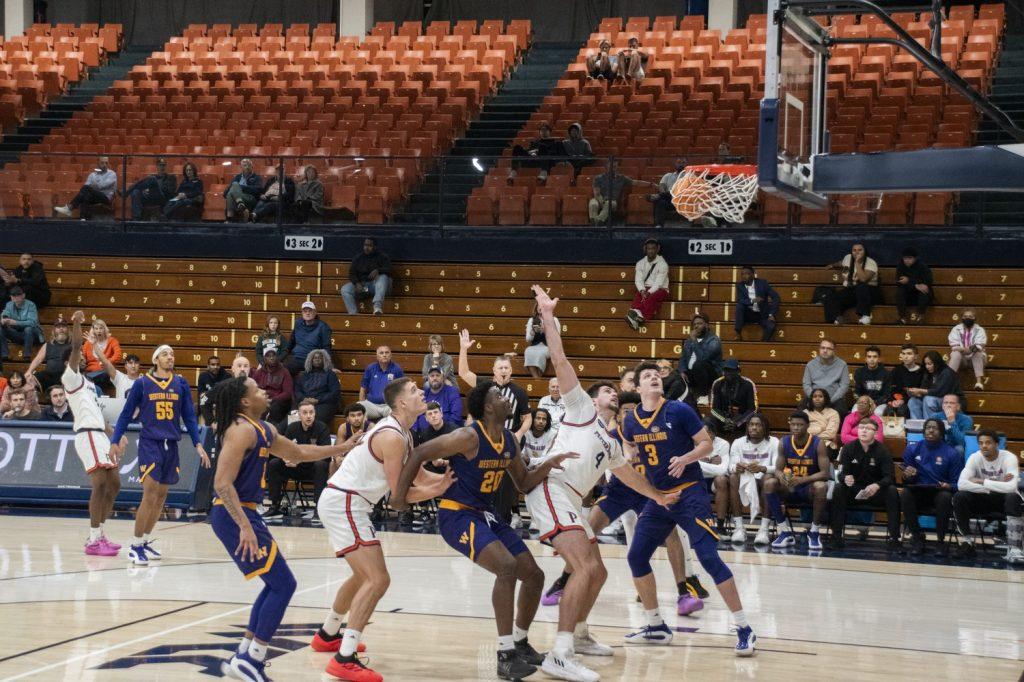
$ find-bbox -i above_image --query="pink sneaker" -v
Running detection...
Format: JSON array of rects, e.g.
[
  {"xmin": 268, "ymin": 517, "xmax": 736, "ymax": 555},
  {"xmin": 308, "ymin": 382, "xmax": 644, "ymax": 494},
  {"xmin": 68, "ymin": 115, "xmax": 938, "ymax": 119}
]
[
  {"xmin": 100, "ymin": 537, "xmax": 122, "ymax": 552},
  {"xmin": 85, "ymin": 539, "xmax": 119, "ymax": 556},
  {"xmin": 676, "ymin": 594, "xmax": 704, "ymax": 616},
  {"xmin": 541, "ymin": 589, "xmax": 563, "ymax": 606}
]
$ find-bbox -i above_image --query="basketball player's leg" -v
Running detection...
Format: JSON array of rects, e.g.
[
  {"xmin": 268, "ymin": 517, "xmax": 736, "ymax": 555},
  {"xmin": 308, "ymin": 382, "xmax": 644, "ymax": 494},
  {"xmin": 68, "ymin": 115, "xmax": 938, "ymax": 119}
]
[
  {"xmin": 667, "ymin": 529, "xmax": 708, "ymax": 606},
  {"xmin": 625, "ymin": 503, "xmax": 676, "ymax": 644},
  {"xmin": 326, "ymin": 544, "xmax": 390, "ymax": 681}
]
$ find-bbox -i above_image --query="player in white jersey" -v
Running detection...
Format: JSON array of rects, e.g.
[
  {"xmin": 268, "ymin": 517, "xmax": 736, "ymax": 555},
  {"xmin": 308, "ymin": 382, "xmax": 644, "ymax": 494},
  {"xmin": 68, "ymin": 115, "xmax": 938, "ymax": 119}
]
[
  {"xmin": 63, "ymin": 311, "xmax": 125, "ymax": 556},
  {"xmin": 525, "ymin": 286, "xmax": 680, "ymax": 682},
  {"xmin": 313, "ymin": 376, "xmax": 452, "ymax": 682}
]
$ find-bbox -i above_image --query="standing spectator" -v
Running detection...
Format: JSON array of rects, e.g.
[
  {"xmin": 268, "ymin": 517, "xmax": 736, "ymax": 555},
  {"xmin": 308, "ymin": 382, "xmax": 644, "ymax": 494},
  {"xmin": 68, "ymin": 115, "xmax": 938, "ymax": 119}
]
[
  {"xmin": 223, "ymin": 157, "xmax": 262, "ymax": 221},
  {"xmin": 886, "ymin": 343, "xmax": 924, "ymax": 417},
  {"xmin": 853, "ymin": 346, "xmax": 890, "ymax": 415},
  {"xmin": 294, "ymin": 349, "xmax": 341, "ymax": 427},
  {"xmin": 412, "ymin": 365, "xmax": 462, "ymax": 430},
  {"xmin": 908, "ymin": 350, "xmax": 961, "ymax": 419},
  {"xmin": 25, "ymin": 319, "xmax": 71, "ymax": 390},
  {"xmin": 524, "ymin": 303, "xmax": 558, "ymax": 378},
  {"xmin": 284, "ymin": 301, "xmax": 332, "ymax": 376},
  {"xmin": 1, "ymin": 392, "xmax": 39, "ymax": 420},
  {"xmin": 562, "ymin": 123, "xmax": 593, "ymax": 176},
  {"xmin": 163, "ymin": 161, "xmax": 204, "ymax": 220},
  {"xmin": 521, "ymin": 408, "xmax": 555, "ymax": 460},
  {"xmin": 894, "ymin": 247, "xmax": 933, "ymax": 324},
  {"xmin": 0, "ymin": 370, "xmax": 40, "ymax": 414},
  {"xmin": 537, "ymin": 377, "xmax": 565, "ymax": 431},
  {"xmin": 251, "ymin": 173, "xmax": 295, "ymax": 222},
  {"xmin": 54, "ymin": 156, "xmax": 117, "ymax": 219},
  {"xmin": 255, "ymin": 314, "xmax": 289, "ymax": 364},
  {"xmin": 952, "ymin": 429, "xmax": 1022, "ymax": 562},
  {"xmin": 585, "ymin": 40, "xmax": 616, "ymax": 79},
  {"xmin": 929, "ymin": 394, "xmax": 973, "ymax": 456},
  {"xmin": 197, "ymin": 355, "xmax": 229, "ymax": 422},
  {"xmin": 1, "ymin": 253, "xmax": 51, "ymax": 308},
  {"xmin": 804, "ymin": 388, "xmax": 840, "ymax": 455},
  {"xmin": 1, "ymin": 287, "xmax": 44, "ymax": 366},
  {"xmin": 420, "ymin": 334, "xmax": 455, "ymax": 386},
  {"xmin": 261, "ymin": 399, "xmax": 333, "ymax": 520},
  {"xmin": 617, "ymin": 36, "xmax": 648, "ymax": 82},
  {"xmin": 947, "ymin": 309, "xmax": 987, "ymax": 391},
  {"xmin": 828, "ymin": 418, "xmax": 900, "ymax": 549},
  {"xmin": 589, "ymin": 159, "xmax": 651, "ymax": 225},
  {"xmin": 823, "ymin": 242, "xmax": 882, "ymax": 325},
  {"xmin": 124, "ymin": 157, "xmax": 176, "ymax": 220},
  {"xmin": 802, "ymin": 338, "xmax": 850, "ymax": 414},
  {"xmin": 680, "ymin": 312, "xmax": 723, "ymax": 401},
  {"xmin": 253, "ymin": 348, "xmax": 294, "ymax": 424},
  {"xmin": 898, "ymin": 418, "xmax": 963, "ymax": 555},
  {"xmin": 412, "ymin": 401, "xmax": 457, "ymax": 447},
  {"xmin": 81, "ymin": 319, "xmax": 121, "ymax": 390},
  {"xmin": 626, "ymin": 238, "xmax": 669, "ymax": 331},
  {"xmin": 41, "ymin": 385, "xmax": 72, "ymax": 422},
  {"xmin": 646, "ymin": 157, "xmax": 685, "ymax": 228},
  {"xmin": 293, "ymin": 165, "xmax": 324, "ymax": 223},
  {"xmin": 840, "ymin": 396, "xmax": 884, "ymax": 445},
  {"xmin": 708, "ymin": 358, "xmax": 758, "ymax": 439},
  {"xmin": 508, "ymin": 121, "xmax": 563, "ymax": 183},
  {"xmin": 358, "ymin": 345, "xmax": 404, "ymax": 420},
  {"xmin": 734, "ymin": 265, "xmax": 780, "ymax": 341},
  {"xmin": 340, "ymin": 237, "xmax": 392, "ymax": 316}
]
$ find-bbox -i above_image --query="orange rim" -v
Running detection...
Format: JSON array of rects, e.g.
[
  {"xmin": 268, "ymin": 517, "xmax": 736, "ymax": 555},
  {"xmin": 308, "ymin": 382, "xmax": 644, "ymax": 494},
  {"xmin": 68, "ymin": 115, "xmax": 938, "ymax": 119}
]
[{"xmin": 683, "ymin": 164, "xmax": 757, "ymax": 176}]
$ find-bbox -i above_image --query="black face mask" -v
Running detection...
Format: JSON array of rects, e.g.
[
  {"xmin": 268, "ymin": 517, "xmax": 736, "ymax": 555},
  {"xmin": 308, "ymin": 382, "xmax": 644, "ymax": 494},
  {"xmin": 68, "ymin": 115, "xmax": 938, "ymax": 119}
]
[{"xmin": 963, "ymin": 318, "xmax": 975, "ymax": 328}]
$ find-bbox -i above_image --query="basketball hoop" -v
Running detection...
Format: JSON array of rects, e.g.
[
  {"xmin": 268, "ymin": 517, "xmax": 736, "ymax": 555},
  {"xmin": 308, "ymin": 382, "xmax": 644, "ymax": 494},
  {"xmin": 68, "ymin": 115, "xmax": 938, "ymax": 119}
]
[{"xmin": 671, "ymin": 164, "xmax": 759, "ymax": 224}]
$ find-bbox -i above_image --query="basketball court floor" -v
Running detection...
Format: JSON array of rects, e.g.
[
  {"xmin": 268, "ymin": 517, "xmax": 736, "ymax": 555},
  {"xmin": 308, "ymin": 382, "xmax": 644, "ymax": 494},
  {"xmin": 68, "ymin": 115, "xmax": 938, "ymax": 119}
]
[{"xmin": 0, "ymin": 514, "xmax": 1020, "ymax": 681}]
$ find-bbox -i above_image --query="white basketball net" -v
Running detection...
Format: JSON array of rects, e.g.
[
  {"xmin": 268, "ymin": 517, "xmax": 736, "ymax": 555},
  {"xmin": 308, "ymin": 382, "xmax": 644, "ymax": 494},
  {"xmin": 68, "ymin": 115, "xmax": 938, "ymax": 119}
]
[{"xmin": 670, "ymin": 166, "xmax": 759, "ymax": 224}]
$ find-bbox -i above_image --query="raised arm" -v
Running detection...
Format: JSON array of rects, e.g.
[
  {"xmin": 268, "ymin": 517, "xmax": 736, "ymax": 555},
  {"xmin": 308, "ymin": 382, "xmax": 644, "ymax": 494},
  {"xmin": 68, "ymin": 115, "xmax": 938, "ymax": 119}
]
[
  {"xmin": 214, "ymin": 422, "xmax": 261, "ymax": 561},
  {"xmin": 25, "ymin": 344, "xmax": 47, "ymax": 375},
  {"xmin": 68, "ymin": 310, "xmax": 85, "ymax": 375},
  {"xmin": 457, "ymin": 329, "xmax": 478, "ymax": 387},
  {"xmin": 393, "ymin": 426, "xmax": 477, "ymax": 510},
  {"xmin": 532, "ymin": 284, "xmax": 578, "ymax": 394},
  {"xmin": 93, "ymin": 339, "xmax": 120, "ymax": 382}
]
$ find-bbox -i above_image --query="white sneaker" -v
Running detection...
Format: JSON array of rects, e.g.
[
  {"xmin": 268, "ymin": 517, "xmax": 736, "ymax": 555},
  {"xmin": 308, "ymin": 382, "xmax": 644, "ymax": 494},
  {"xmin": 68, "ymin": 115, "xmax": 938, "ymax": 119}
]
[
  {"xmin": 859, "ymin": 315, "xmax": 872, "ymax": 325},
  {"xmin": 511, "ymin": 514, "xmax": 523, "ymax": 529},
  {"xmin": 731, "ymin": 525, "xmax": 746, "ymax": 544},
  {"xmin": 127, "ymin": 544, "xmax": 149, "ymax": 566},
  {"xmin": 1006, "ymin": 547, "xmax": 1024, "ymax": 564},
  {"xmin": 754, "ymin": 528, "xmax": 770, "ymax": 545},
  {"xmin": 54, "ymin": 205, "xmax": 72, "ymax": 217},
  {"xmin": 542, "ymin": 652, "xmax": 600, "ymax": 681},
  {"xmin": 600, "ymin": 519, "xmax": 623, "ymax": 536},
  {"xmin": 574, "ymin": 633, "xmax": 613, "ymax": 656}
]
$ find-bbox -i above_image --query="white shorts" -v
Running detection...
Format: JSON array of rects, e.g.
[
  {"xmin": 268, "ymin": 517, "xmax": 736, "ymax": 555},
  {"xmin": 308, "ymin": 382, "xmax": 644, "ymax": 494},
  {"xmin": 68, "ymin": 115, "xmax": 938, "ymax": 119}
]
[
  {"xmin": 75, "ymin": 431, "xmax": 114, "ymax": 474},
  {"xmin": 525, "ymin": 479, "xmax": 594, "ymax": 542},
  {"xmin": 318, "ymin": 486, "xmax": 381, "ymax": 557}
]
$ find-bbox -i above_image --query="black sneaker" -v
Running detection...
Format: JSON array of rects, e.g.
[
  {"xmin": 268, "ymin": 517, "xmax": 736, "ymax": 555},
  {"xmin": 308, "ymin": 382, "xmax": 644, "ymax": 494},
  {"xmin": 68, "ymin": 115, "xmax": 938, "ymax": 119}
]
[
  {"xmin": 909, "ymin": 536, "xmax": 926, "ymax": 555},
  {"xmin": 497, "ymin": 649, "xmax": 536, "ymax": 680},
  {"xmin": 953, "ymin": 542, "xmax": 976, "ymax": 560},
  {"xmin": 685, "ymin": 575, "xmax": 710, "ymax": 600},
  {"xmin": 398, "ymin": 510, "xmax": 415, "ymax": 526},
  {"xmin": 825, "ymin": 536, "xmax": 845, "ymax": 551},
  {"xmin": 885, "ymin": 538, "xmax": 902, "ymax": 552},
  {"xmin": 261, "ymin": 506, "xmax": 284, "ymax": 519},
  {"xmin": 514, "ymin": 638, "xmax": 545, "ymax": 666}
]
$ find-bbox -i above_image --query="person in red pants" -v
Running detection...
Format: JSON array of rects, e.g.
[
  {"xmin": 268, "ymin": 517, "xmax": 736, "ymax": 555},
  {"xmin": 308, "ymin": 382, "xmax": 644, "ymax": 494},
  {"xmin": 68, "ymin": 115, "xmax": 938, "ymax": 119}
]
[{"xmin": 626, "ymin": 238, "xmax": 669, "ymax": 331}]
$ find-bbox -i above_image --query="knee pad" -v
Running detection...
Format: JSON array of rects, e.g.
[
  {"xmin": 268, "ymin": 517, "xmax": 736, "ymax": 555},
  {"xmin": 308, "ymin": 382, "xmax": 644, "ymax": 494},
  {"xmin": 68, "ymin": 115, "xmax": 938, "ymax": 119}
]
[{"xmin": 691, "ymin": 531, "xmax": 733, "ymax": 584}]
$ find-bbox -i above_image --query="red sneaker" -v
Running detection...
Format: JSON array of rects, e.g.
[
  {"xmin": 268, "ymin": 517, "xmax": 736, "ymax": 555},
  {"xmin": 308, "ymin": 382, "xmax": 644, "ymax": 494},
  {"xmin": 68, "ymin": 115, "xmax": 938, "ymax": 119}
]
[
  {"xmin": 326, "ymin": 655, "xmax": 382, "ymax": 682},
  {"xmin": 311, "ymin": 630, "xmax": 366, "ymax": 653}
]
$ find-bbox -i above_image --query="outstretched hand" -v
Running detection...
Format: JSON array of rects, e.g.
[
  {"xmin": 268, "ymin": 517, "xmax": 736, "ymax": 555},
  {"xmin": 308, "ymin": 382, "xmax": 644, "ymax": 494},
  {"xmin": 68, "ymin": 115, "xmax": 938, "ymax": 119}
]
[
  {"xmin": 547, "ymin": 451, "xmax": 580, "ymax": 470},
  {"xmin": 459, "ymin": 328, "xmax": 474, "ymax": 351},
  {"xmin": 532, "ymin": 285, "xmax": 558, "ymax": 318},
  {"xmin": 71, "ymin": 310, "xmax": 86, "ymax": 324}
]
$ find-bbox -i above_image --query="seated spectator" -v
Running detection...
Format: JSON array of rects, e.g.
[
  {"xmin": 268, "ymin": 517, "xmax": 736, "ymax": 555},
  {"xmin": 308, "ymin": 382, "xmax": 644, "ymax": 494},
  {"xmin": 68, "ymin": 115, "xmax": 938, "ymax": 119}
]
[
  {"xmin": 256, "ymin": 314, "xmax": 289, "ymax": 365},
  {"xmin": 340, "ymin": 237, "xmax": 392, "ymax": 316},
  {"xmin": 163, "ymin": 161, "xmax": 204, "ymax": 220},
  {"xmin": 894, "ymin": 247, "xmax": 933, "ymax": 324},
  {"xmin": 618, "ymin": 367, "xmax": 636, "ymax": 393},
  {"xmin": 929, "ymin": 394, "xmax": 973, "ymax": 456},
  {"xmin": 805, "ymin": 388, "xmax": 840, "ymax": 455},
  {"xmin": 617, "ymin": 37, "xmax": 648, "ymax": 82},
  {"xmin": 412, "ymin": 401, "xmax": 458, "ymax": 450},
  {"xmin": 521, "ymin": 407, "xmax": 555, "ymax": 460},
  {"xmin": 284, "ymin": 301, "xmax": 332, "ymax": 376},
  {"xmin": 828, "ymin": 418, "xmax": 900, "ymax": 549},
  {"xmin": 562, "ymin": 123, "xmax": 593, "ymax": 176},
  {"xmin": 763, "ymin": 411, "xmax": 831, "ymax": 550},
  {"xmin": 1, "ymin": 287, "xmax": 44, "ymax": 366},
  {"xmin": 524, "ymin": 303, "xmax": 559, "ymax": 378},
  {"xmin": 953, "ymin": 429, "xmax": 1022, "ymax": 562},
  {"xmin": 708, "ymin": 358, "xmax": 758, "ymax": 439},
  {"xmin": 54, "ymin": 156, "xmax": 116, "ymax": 219},
  {"xmin": 124, "ymin": 157, "xmax": 176, "ymax": 220},
  {"xmin": 251, "ymin": 174, "xmax": 295, "ymax": 222},
  {"xmin": 1, "ymin": 253, "xmax": 51, "ymax": 308},
  {"xmin": 421, "ymin": 334, "xmax": 455, "ymax": 386},
  {"xmin": 646, "ymin": 157, "xmax": 685, "ymax": 228},
  {"xmin": 81, "ymin": 318, "xmax": 121, "ymax": 390},
  {"xmin": 840, "ymin": 396, "xmax": 884, "ymax": 445},
  {"xmin": 230, "ymin": 353, "xmax": 251, "ymax": 377},
  {"xmin": 224, "ymin": 157, "xmax": 262, "ymax": 221},
  {"xmin": 802, "ymin": 338, "xmax": 849, "ymax": 414},
  {"xmin": 413, "ymin": 364, "xmax": 462, "ymax": 431},
  {"xmin": 724, "ymin": 414, "xmax": 778, "ymax": 545},
  {"xmin": 1, "ymin": 391, "xmax": 39, "ymax": 420},
  {"xmin": 585, "ymin": 40, "xmax": 616, "ymax": 79},
  {"xmin": 261, "ymin": 398, "xmax": 333, "ymax": 519},
  {"xmin": 699, "ymin": 419, "xmax": 732, "ymax": 522},
  {"xmin": 359, "ymin": 345, "xmax": 404, "ymax": 420},
  {"xmin": 680, "ymin": 312, "xmax": 722, "ymax": 400},
  {"xmin": 898, "ymin": 418, "xmax": 963, "ymax": 555},
  {"xmin": 537, "ymin": 377, "xmax": 565, "ymax": 431},
  {"xmin": 26, "ymin": 319, "xmax": 71, "ymax": 390},
  {"xmin": 734, "ymin": 266, "xmax": 780, "ymax": 341},
  {"xmin": 626, "ymin": 238, "xmax": 670, "ymax": 331},
  {"xmin": 336, "ymin": 403, "xmax": 366, "ymax": 441},
  {"xmin": 947, "ymin": 308, "xmax": 987, "ymax": 391},
  {"xmin": 197, "ymin": 355, "xmax": 229, "ymax": 423},
  {"xmin": 509, "ymin": 121, "xmax": 564, "ymax": 183},
  {"xmin": 885, "ymin": 343, "xmax": 923, "ymax": 417},
  {"xmin": 590, "ymin": 159, "xmax": 652, "ymax": 225},
  {"xmin": 41, "ymin": 385, "xmax": 72, "ymax": 422},
  {"xmin": 253, "ymin": 348, "xmax": 294, "ymax": 423},
  {"xmin": 0, "ymin": 370, "xmax": 40, "ymax": 415},
  {"xmin": 294, "ymin": 349, "xmax": 340, "ymax": 426},
  {"xmin": 293, "ymin": 166, "xmax": 324, "ymax": 223},
  {"xmin": 853, "ymin": 346, "xmax": 890, "ymax": 416},
  {"xmin": 908, "ymin": 350, "xmax": 961, "ymax": 419},
  {"xmin": 656, "ymin": 358, "xmax": 686, "ymax": 401},
  {"xmin": 822, "ymin": 242, "xmax": 882, "ymax": 325}
]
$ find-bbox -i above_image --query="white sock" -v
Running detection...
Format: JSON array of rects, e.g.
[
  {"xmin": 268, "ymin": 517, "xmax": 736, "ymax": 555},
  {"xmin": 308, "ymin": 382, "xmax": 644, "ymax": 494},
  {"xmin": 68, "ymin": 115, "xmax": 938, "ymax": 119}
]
[
  {"xmin": 513, "ymin": 624, "xmax": 529, "ymax": 643},
  {"xmin": 98, "ymin": 522, "xmax": 107, "ymax": 537},
  {"xmin": 645, "ymin": 609, "xmax": 664, "ymax": 627},
  {"xmin": 573, "ymin": 621, "xmax": 589, "ymax": 638},
  {"xmin": 322, "ymin": 610, "xmax": 345, "ymax": 637},
  {"xmin": 759, "ymin": 517, "xmax": 770, "ymax": 531},
  {"xmin": 89, "ymin": 527, "xmax": 101, "ymax": 542},
  {"xmin": 248, "ymin": 640, "xmax": 267, "ymax": 661},
  {"xmin": 143, "ymin": 533, "xmax": 152, "ymax": 544},
  {"xmin": 133, "ymin": 535, "xmax": 144, "ymax": 546},
  {"xmin": 732, "ymin": 609, "xmax": 750, "ymax": 628},
  {"xmin": 497, "ymin": 634, "xmax": 515, "ymax": 652},
  {"xmin": 553, "ymin": 631, "xmax": 574, "ymax": 656},
  {"xmin": 809, "ymin": 523, "xmax": 820, "ymax": 533},
  {"xmin": 238, "ymin": 636, "xmax": 251, "ymax": 654},
  {"xmin": 340, "ymin": 629, "xmax": 361, "ymax": 657}
]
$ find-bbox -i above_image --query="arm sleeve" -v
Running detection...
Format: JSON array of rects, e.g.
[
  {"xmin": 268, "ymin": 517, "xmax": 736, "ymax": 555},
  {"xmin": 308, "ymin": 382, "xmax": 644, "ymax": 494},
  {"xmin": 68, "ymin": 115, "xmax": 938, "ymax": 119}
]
[
  {"xmin": 178, "ymin": 378, "xmax": 202, "ymax": 445},
  {"xmin": 957, "ymin": 454, "xmax": 987, "ymax": 492},
  {"xmin": 112, "ymin": 380, "xmax": 143, "ymax": 443}
]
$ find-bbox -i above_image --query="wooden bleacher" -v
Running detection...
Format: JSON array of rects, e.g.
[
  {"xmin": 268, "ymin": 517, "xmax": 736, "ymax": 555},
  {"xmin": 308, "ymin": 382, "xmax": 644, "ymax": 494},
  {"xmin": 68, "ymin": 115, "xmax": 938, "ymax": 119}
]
[{"xmin": 4, "ymin": 253, "xmax": 1022, "ymax": 458}]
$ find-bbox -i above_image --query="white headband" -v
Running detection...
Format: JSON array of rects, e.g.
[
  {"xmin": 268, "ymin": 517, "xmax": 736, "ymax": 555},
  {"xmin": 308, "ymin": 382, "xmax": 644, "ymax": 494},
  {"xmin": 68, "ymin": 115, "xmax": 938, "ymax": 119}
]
[{"xmin": 152, "ymin": 344, "xmax": 173, "ymax": 364}]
